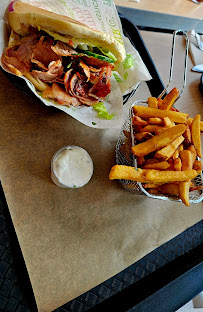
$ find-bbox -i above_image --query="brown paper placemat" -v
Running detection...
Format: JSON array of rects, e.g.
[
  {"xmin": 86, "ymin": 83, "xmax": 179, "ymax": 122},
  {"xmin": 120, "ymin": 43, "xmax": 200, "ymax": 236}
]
[{"xmin": 0, "ymin": 31, "xmax": 203, "ymax": 312}]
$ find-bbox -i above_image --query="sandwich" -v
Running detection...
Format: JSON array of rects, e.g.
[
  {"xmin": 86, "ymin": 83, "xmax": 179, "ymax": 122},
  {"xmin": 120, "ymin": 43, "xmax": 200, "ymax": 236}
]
[{"xmin": 1, "ymin": 1, "xmax": 126, "ymax": 107}]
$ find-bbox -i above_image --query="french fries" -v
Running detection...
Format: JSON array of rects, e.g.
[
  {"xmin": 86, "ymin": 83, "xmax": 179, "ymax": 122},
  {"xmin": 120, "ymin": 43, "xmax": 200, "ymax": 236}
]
[
  {"xmin": 143, "ymin": 161, "xmax": 170, "ymax": 170},
  {"xmin": 173, "ymin": 158, "xmax": 182, "ymax": 171},
  {"xmin": 148, "ymin": 97, "xmax": 158, "ymax": 108},
  {"xmin": 191, "ymin": 114, "xmax": 201, "ymax": 158},
  {"xmin": 109, "ymin": 165, "xmax": 198, "ymax": 184},
  {"xmin": 154, "ymin": 136, "xmax": 184, "ymax": 161},
  {"xmin": 131, "ymin": 124, "xmax": 186, "ymax": 157},
  {"xmin": 149, "ymin": 117, "xmax": 163, "ymax": 125},
  {"xmin": 158, "ymin": 87, "xmax": 179, "ymax": 110},
  {"xmin": 133, "ymin": 106, "xmax": 188, "ymax": 123},
  {"xmin": 109, "ymin": 87, "xmax": 202, "ymax": 206},
  {"xmin": 179, "ymin": 150, "xmax": 193, "ymax": 206},
  {"xmin": 109, "ymin": 165, "xmax": 149, "ymax": 183}
]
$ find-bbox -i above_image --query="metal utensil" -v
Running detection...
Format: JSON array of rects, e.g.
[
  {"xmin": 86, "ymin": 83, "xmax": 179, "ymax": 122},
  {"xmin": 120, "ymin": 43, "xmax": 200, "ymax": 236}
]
[
  {"xmin": 192, "ymin": 64, "xmax": 203, "ymax": 73},
  {"xmin": 190, "ymin": 31, "xmax": 203, "ymax": 51},
  {"xmin": 158, "ymin": 29, "xmax": 189, "ymax": 103}
]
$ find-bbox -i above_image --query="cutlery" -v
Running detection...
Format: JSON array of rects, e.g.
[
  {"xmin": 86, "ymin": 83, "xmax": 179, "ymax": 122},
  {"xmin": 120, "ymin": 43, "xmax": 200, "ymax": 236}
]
[
  {"xmin": 192, "ymin": 64, "xmax": 203, "ymax": 72},
  {"xmin": 190, "ymin": 31, "xmax": 203, "ymax": 51}
]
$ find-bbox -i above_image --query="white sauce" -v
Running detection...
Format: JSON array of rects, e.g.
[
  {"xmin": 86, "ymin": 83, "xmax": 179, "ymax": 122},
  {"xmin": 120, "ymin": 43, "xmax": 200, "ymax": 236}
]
[{"xmin": 52, "ymin": 146, "xmax": 93, "ymax": 188}]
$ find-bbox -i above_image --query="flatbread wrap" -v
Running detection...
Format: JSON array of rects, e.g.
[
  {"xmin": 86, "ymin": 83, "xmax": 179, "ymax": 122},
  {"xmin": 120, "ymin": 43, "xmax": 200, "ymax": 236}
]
[{"xmin": 1, "ymin": 1, "xmax": 126, "ymax": 108}]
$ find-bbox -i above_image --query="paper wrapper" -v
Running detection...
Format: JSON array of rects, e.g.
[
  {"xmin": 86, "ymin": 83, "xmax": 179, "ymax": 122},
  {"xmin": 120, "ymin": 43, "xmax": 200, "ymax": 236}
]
[{"xmin": 0, "ymin": 0, "xmax": 151, "ymax": 129}]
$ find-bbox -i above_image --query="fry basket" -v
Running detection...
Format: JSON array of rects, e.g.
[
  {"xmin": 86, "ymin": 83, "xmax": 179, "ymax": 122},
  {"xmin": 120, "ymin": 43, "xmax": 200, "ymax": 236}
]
[{"xmin": 116, "ymin": 30, "xmax": 203, "ymax": 204}]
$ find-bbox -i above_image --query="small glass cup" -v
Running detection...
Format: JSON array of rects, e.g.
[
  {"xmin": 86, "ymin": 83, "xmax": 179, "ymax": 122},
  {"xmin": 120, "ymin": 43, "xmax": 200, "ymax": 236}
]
[{"xmin": 51, "ymin": 146, "xmax": 93, "ymax": 188}]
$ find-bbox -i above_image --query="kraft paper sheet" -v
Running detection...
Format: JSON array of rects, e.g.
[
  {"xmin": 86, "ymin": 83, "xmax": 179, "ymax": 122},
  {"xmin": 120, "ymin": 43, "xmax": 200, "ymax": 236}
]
[{"xmin": 0, "ymin": 30, "xmax": 202, "ymax": 312}]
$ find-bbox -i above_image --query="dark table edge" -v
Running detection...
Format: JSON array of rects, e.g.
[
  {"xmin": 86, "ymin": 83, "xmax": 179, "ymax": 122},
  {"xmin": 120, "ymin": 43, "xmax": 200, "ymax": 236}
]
[
  {"xmin": 117, "ymin": 6, "xmax": 203, "ymax": 33},
  {"xmin": 87, "ymin": 244, "xmax": 203, "ymax": 312}
]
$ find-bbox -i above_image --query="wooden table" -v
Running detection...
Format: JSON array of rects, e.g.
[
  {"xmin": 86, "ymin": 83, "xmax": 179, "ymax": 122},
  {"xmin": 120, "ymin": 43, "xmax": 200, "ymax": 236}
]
[
  {"xmin": 116, "ymin": 0, "xmax": 203, "ymax": 32},
  {"xmin": 115, "ymin": 0, "xmax": 203, "ymax": 19}
]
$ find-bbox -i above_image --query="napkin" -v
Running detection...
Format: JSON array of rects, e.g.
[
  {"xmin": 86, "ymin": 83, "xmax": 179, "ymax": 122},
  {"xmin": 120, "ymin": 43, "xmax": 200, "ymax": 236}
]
[{"xmin": 188, "ymin": 30, "xmax": 203, "ymax": 65}]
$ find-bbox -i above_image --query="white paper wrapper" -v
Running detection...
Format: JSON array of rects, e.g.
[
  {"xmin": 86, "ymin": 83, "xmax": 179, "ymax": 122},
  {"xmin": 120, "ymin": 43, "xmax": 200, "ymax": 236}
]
[{"xmin": 0, "ymin": 0, "xmax": 151, "ymax": 129}]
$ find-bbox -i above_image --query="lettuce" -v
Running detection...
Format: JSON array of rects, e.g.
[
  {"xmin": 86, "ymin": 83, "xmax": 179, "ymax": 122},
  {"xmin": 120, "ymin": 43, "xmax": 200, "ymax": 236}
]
[{"xmin": 93, "ymin": 102, "xmax": 113, "ymax": 120}]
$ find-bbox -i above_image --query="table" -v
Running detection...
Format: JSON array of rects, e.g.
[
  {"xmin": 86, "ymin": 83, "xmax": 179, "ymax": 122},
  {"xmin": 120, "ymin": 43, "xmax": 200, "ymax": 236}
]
[
  {"xmin": 0, "ymin": 8, "xmax": 203, "ymax": 312},
  {"xmin": 115, "ymin": 0, "xmax": 203, "ymax": 32}
]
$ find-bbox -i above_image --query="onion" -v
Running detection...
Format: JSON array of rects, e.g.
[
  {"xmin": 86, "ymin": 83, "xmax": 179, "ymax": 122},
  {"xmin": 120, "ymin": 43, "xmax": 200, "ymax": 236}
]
[{"xmin": 8, "ymin": 1, "xmax": 14, "ymax": 12}]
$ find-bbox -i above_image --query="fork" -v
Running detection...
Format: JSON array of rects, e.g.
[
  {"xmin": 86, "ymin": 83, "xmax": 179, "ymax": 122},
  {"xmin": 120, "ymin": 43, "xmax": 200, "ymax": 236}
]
[{"xmin": 190, "ymin": 31, "xmax": 203, "ymax": 50}]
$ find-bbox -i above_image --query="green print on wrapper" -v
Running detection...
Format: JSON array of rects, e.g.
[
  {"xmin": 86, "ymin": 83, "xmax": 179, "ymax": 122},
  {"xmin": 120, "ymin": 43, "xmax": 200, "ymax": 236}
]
[
  {"xmin": 103, "ymin": 0, "xmax": 112, "ymax": 6},
  {"xmin": 72, "ymin": 0, "xmax": 91, "ymax": 7},
  {"xmin": 57, "ymin": 0, "xmax": 75, "ymax": 18},
  {"xmin": 92, "ymin": 0, "xmax": 107, "ymax": 32},
  {"xmin": 123, "ymin": 54, "xmax": 135, "ymax": 70},
  {"xmin": 106, "ymin": 15, "xmax": 124, "ymax": 46}
]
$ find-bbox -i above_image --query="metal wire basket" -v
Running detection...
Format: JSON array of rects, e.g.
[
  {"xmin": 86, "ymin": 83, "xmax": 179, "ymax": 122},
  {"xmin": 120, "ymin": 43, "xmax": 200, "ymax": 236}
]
[{"xmin": 116, "ymin": 30, "xmax": 203, "ymax": 204}]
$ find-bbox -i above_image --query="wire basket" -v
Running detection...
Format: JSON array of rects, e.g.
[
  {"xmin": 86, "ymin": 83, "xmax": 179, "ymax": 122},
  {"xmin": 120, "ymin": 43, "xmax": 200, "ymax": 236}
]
[
  {"xmin": 116, "ymin": 100, "xmax": 203, "ymax": 203},
  {"xmin": 115, "ymin": 30, "xmax": 203, "ymax": 204}
]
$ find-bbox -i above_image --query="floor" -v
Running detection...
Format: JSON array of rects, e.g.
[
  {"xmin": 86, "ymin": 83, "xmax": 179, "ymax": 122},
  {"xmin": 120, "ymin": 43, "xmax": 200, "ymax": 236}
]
[{"xmin": 177, "ymin": 293, "xmax": 203, "ymax": 312}]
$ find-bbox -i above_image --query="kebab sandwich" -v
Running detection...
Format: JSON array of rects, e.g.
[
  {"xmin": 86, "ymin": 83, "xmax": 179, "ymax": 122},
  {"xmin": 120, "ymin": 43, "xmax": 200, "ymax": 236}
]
[{"xmin": 1, "ymin": 1, "xmax": 126, "ymax": 107}]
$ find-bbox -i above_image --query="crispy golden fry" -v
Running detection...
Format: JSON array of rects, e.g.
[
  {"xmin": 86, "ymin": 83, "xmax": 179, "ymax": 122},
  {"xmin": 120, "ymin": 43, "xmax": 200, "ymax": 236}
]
[
  {"xmin": 178, "ymin": 143, "xmax": 184, "ymax": 152},
  {"xmin": 183, "ymin": 126, "xmax": 191, "ymax": 147},
  {"xmin": 179, "ymin": 182, "xmax": 190, "ymax": 206},
  {"xmin": 124, "ymin": 138, "xmax": 132, "ymax": 162},
  {"xmin": 193, "ymin": 160, "xmax": 202, "ymax": 174},
  {"xmin": 133, "ymin": 106, "xmax": 188, "ymax": 123},
  {"xmin": 157, "ymin": 98, "xmax": 163, "ymax": 109},
  {"xmin": 109, "ymin": 165, "xmax": 198, "ymax": 183},
  {"xmin": 188, "ymin": 117, "xmax": 203, "ymax": 132},
  {"xmin": 145, "ymin": 158, "xmax": 160, "ymax": 165},
  {"xmin": 134, "ymin": 132, "xmax": 153, "ymax": 141},
  {"xmin": 132, "ymin": 124, "xmax": 186, "ymax": 157},
  {"xmin": 145, "ymin": 169, "xmax": 198, "ymax": 183},
  {"xmin": 148, "ymin": 97, "xmax": 158, "ymax": 108},
  {"xmin": 109, "ymin": 165, "xmax": 149, "ymax": 182},
  {"xmin": 158, "ymin": 183, "xmax": 179, "ymax": 196},
  {"xmin": 158, "ymin": 88, "xmax": 179, "ymax": 110},
  {"xmin": 179, "ymin": 150, "xmax": 193, "ymax": 206},
  {"xmin": 173, "ymin": 158, "xmax": 182, "ymax": 171},
  {"xmin": 137, "ymin": 156, "xmax": 145, "ymax": 166},
  {"xmin": 143, "ymin": 183, "xmax": 163, "ymax": 188},
  {"xmin": 187, "ymin": 145, "xmax": 197, "ymax": 163},
  {"xmin": 149, "ymin": 117, "xmax": 163, "ymax": 125},
  {"xmin": 132, "ymin": 116, "xmax": 149, "ymax": 127},
  {"xmin": 123, "ymin": 130, "xmax": 131, "ymax": 139},
  {"xmin": 147, "ymin": 189, "xmax": 159, "ymax": 194},
  {"xmin": 172, "ymin": 149, "xmax": 179, "ymax": 160},
  {"xmin": 179, "ymin": 150, "xmax": 193, "ymax": 171},
  {"xmin": 155, "ymin": 135, "xmax": 184, "ymax": 161},
  {"xmin": 191, "ymin": 114, "xmax": 202, "ymax": 158},
  {"xmin": 190, "ymin": 185, "xmax": 203, "ymax": 191},
  {"xmin": 167, "ymin": 157, "xmax": 174, "ymax": 170},
  {"xmin": 143, "ymin": 161, "xmax": 170, "ymax": 170},
  {"xmin": 140, "ymin": 125, "xmax": 168, "ymax": 135},
  {"xmin": 163, "ymin": 117, "xmax": 175, "ymax": 128}
]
